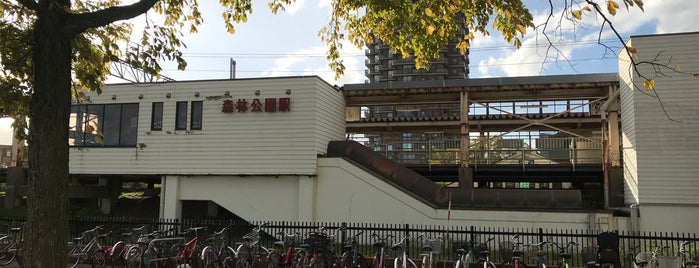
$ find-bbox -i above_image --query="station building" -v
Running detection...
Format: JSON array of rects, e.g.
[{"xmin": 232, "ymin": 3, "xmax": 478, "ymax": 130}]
[{"xmin": 3, "ymin": 32, "xmax": 697, "ymax": 233}]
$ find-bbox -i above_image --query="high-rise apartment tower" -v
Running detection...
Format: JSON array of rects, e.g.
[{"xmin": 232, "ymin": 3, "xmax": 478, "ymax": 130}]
[{"xmin": 364, "ymin": 27, "xmax": 469, "ymax": 83}]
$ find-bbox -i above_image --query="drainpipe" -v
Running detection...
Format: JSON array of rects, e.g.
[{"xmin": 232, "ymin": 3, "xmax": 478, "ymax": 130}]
[{"xmin": 629, "ymin": 203, "xmax": 640, "ymax": 232}]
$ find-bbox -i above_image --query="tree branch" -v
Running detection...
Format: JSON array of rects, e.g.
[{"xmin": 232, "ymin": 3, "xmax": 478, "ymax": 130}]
[
  {"xmin": 64, "ymin": 0, "xmax": 159, "ymax": 34},
  {"xmin": 16, "ymin": 0, "xmax": 39, "ymax": 11}
]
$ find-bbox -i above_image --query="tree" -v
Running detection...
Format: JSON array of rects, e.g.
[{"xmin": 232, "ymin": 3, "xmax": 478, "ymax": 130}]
[{"xmin": 0, "ymin": 0, "xmax": 645, "ymax": 265}]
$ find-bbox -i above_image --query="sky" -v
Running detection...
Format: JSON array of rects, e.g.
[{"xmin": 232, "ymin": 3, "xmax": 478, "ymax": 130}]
[{"xmin": 2, "ymin": 0, "xmax": 699, "ymax": 145}]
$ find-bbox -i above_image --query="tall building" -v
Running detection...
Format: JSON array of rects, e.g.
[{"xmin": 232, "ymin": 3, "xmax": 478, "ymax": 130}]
[{"xmin": 364, "ymin": 27, "xmax": 469, "ymax": 83}]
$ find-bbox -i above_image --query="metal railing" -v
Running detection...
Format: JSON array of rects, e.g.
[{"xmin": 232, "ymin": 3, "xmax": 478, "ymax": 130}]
[
  {"xmin": 1, "ymin": 217, "xmax": 696, "ymax": 267},
  {"xmin": 360, "ymin": 137, "xmax": 603, "ymax": 166}
]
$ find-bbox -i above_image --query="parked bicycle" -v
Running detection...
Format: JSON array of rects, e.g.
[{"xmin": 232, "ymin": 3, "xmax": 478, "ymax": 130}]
[
  {"xmin": 370, "ymin": 233, "xmax": 393, "ymax": 268},
  {"xmin": 170, "ymin": 226, "xmax": 207, "ymax": 267},
  {"xmin": 235, "ymin": 222, "xmax": 271, "ymax": 268},
  {"xmin": 500, "ymin": 234, "xmax": 527, "ymax": 268},
  {"xmin": 392, "ymin": 233, "xmax": 418, "ymax": 268},
  {"xmin": 551, "ymin": 241, "xmax": 578, "ymax": 268},
  {"xmin": 474, "ymin": 237, "xmax": 496, "ymax": 268},
  {"xmin": 525, "ymin": 241, "xmax": 550, "ymax": 268},
  {"xmin": 417, "ymin": 233, "xmax": 442, "ymax": 268},
  {"xmin": 201, "ymin": 224, "xmax": 236, "ymax": 268},
  {"xmin": 108, "ymin": 225, "xmax": 147, "ymax": 267},
  {"xmin": 0, "ymin": 225, "xmax": 23, "ymax": 266},
  {"xmin": 299, "ymin": 226, "xmax": 339, "ymax": 268},
  {"xmin": 340, "ymin": 230, "xmax": 368, "ymax": 268},
  {"xmin": 125, "ymin": 228, "xmax": 176, "ymax": 268},
  {"xmin": 679, "ymin": 241, "xmax": 699, "ymax": 268},
  {"xmin": 267, "ymin": 231, "xmax": 301, "ymax": 268},
  {"xmin": 66, "ymin": 225, "xmax": 110, "ymax": 268}
]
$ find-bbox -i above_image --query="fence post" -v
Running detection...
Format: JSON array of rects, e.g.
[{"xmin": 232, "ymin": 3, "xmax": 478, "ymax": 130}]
[{"xmin": 341, "ymin": 222, "xmax": 347, "ymax": 247}]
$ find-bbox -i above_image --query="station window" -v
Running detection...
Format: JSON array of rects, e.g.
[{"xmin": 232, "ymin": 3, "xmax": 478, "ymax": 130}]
[
  {"xmin": 69, "ymin": 103, "xmax": 139, "ymax": 147},
  {"xmin": 175, "ymin": 101, "xmax": 188, "ymax": 130},
  {"xmin": 191, "ymin": 101, "xmax": 203, "ymax": 130},
  {"xmin": 151, "ymin": 102, "xmax": 163, "ymax": 131}
]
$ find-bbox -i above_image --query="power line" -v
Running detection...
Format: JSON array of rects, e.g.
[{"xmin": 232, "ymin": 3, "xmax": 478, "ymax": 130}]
[{"xmin": 180, "ymin": 38, "xmax": 621, "ymax": 59}]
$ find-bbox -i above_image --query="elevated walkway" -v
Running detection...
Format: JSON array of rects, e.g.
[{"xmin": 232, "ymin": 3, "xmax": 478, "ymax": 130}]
[{"xmin": 326, "ymin": 141, "xmax": 582, "ymax": 209}]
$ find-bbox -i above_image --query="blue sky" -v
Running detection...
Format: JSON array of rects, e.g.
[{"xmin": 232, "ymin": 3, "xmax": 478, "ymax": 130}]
[{"xmin": 2, "ymin": 0, "xmax": 699, "ymax": 144}]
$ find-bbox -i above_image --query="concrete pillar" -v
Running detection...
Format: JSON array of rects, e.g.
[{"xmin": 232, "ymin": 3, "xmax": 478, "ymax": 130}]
[
  {"xmin": 458, "ymin": 167, "xmax": 473, "ymax": 189},
  {"xmin": 297, "ymin": 176, "xmax": 316, "ymax": 221},
  {"xmin": 98, "ymin": 176, "xmax": 111, "ymax": 214},
  {"xmin": 459, "ymin": 91, "xmax": 470, "ymax": 167},
  {"xmin": 3, "ymin": 167, "xmax": 26, "ymax": 209},
  {"xmin": 207, "ymin": 201, "xmax": 218, "ymax": 218},
  {"xmin": 160, "ymin": 175, "xmax": 182, "ymax": 219}
]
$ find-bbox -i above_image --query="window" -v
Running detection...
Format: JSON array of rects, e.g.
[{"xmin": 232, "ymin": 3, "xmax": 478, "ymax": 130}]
[
  {"xmin": 175, "ymin": 101, "xmax": 188, "ymax": 130},
  {"xmin": 191, "ymin": 101, "xmax": 203, "ymax": 130},
  {"xmin": 151, "ymin": 102, "xmax": 163, "ymax": 131},
  {"xmin": 69, "ymin": 103, "xmax": 139, "ymax": 147}
]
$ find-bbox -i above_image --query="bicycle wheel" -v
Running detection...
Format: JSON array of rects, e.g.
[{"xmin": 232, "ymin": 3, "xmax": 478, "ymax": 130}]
[
  {"xmin": 221, "ymin": 247, "xmax": 236, "ymax": 268},
  {"xmin": 111, "ymin": 241, "xmax": 127, "ymax": 267},
  {"xmin": 394, "ymin": 258, "xmax": 402, "ymax": 268},
  {"xmin": 0, "ymin": 236, "xmax": 16, "ymax": 266},
  {"xmin": 341, "ymin": 252, "xmax": 352, "ymax": 268},
  {"xmin": 189, "ymin": 244, "xmax": 205, "ymax": 268},
  {"xmin": 125, "ymin": 246, "xmax": 142, "ymax": 268},
  {"xmin": 201, "ymin": 247, "xmax": 219, "ymax": 268},
  {"xmin": 168, "ymin": 244, "xmax": 185, "ymax": 267},
  {"xmin": 92, "ymin": 249, "xmax": 108, "ymax": 268},
  {"xmin": 267, "ymin": 252, "xmax": 282, "ymax": 268},
  {"xmin": 67, "ymin": 243, "xmax": 81, "ymax": 268}
]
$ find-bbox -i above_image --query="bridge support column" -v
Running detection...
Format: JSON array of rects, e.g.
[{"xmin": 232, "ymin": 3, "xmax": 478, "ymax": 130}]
[
  {"xmin": 160, "ymin": 175, "xmax": 182, "ymax": 219},
  {"xmin": 98, "ymin": 176, "xmax": 111, "ymax": 214},
  {"xmin": 458, "ymin": 167, "xmax": 473, "ymax": 189}
]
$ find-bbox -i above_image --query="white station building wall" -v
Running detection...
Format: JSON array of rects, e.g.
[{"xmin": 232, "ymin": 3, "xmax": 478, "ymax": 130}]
[{"xmin": 69, "ymin": 76, "xmax": 345, "ymax": 176}]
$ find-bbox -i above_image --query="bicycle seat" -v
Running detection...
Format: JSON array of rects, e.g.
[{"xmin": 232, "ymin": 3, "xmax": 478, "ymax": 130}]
[
  {"xmin": 535, "ymin": 250, "xmax": 547, "ymax": 257},
  {"xmin": 9, "ymin": 228, "xmax": 21, "ymax": 232},
  {"xmin": 479, "ymin": 250, "xmax": 490, "ymax": 257},
  {"xmin": 561, "ymin": 253, "xmax": 571, "ymax": 258},
  {"xmin": 456, "ymin": 249, "xmax": 468, "ymax": 255},
  {"xmin": 422, "ymin": 245, "xmax": 434, "ymax": 252},
  {"xmin": 373, "ymin": 242, "xmax": 385, "ymax": 248},
  {"xmin": 513, "ymin": 249, "xmax": 524, "ymax": 256},
  {"xmin": 274, "ymin": 241, "xmax": 286, "ymax": 247}
]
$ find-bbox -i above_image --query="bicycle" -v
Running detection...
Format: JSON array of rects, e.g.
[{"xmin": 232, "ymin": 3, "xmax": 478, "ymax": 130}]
[
  {"xmin": 267, "ymin": 231, "xmax": 301, "ymax": 268},
  {"xmin": 500, "ymin": 234, "xmax": 527, "ymax": 268},
  {"xmin": 124, "ymin": 228, "xmax": 175, "ymax": 268},
  {"xmin": 170, "ymin": 226, "xmax": 207, "ymax": 267},
  {"xmin": 235, "ymin": 222, "xmax": 271, "ymax": 268},
  {"xmin": 474, "ymin": 237, "xmax": 496, "ymax": 268},
  {"xmin": 370, "ymin": 233, "xmax": 394, "ymax": 268},
  {"xmin": 417, "ymin": 233, "xmax": 442, "ymax": 268},
  {"xmin": 66, "ymin": 225, "xmax": 109, "ymax": 268},
  {"xmin": 524, "ymin": 241, "xmax": 550, "ymax": 268},
  {"xmin": 392, "ymin": 233, "xmax": 418, "ymax": 268},
  {"xmin": 340, "ymin": 230, "xmax": 369, "ymax": 268},
  {"xmin": 551, "ymin": 241, "xmax": 578, "ymax": 268},
  {"xmin": 0, "ymin": 225, "xmax": 23, "ymax": 266},
  {"xmin": 201, "ymin": 225, "xmax": 237, "ymax": 268},
  {"xmin": 301, "ymin": 226, "xmax": 339, "ymax": 268},
  {"xmin": 679, "ymin": 241, "xmax": 699, "ymax": 268},
  {"xmin": 108, "ymin": 225, "xmax": 147, "ymax": 267}
]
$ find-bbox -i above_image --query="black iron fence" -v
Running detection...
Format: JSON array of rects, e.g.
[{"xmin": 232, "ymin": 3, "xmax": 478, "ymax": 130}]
[{"xmin": 1, "ymin": 216, "xmax": 697, "ymax": 268}]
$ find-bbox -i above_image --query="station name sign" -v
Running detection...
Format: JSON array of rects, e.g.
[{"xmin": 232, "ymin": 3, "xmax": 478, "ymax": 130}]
[{"xmin": 222, "ymin": 97, "xmax": 291, "ymax": 113}]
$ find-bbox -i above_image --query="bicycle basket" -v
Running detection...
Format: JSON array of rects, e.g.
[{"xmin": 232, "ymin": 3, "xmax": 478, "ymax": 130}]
[
  {"xmin": 422, "ymin": 237, "xmax": 443, "ymax": 254},
  {"xmin": 581, "ymin": 246, "xmax": 598, "ymax": 264},
  {"xmin": 243, "ymin": 231, "xmax": 260, "ymax": 244},
  {"xmin": 304, "ymin": 232, "xmax": 330, "ymax": 248}
]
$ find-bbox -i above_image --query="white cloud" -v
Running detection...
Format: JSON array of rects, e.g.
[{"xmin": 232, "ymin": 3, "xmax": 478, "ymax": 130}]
[
  {"xmin": 263, "ymin": 39, "xmax": 365, "ymax": 84},
  {"xmin": 282, "ymin": 0, "xmax": 306, "ymax": 15}
]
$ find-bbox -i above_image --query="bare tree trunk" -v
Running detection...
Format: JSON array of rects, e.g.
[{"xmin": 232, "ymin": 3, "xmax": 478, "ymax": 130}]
[{"xmin": 24, "ymin": 11, "xmax": 74, "ymax": 266}]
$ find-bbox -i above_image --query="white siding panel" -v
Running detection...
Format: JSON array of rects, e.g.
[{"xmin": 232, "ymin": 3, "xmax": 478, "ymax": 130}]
[
  {"xmin": 70, "ymin": 77, "xmax": 341, "ymax": 176},
  {"xmin": 619, "ymin": 39, "xmax": 639, "ymax": 205},
  {"xmin": 622, "ymin": 33, "xmax": 699, "ymax": 205}
]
